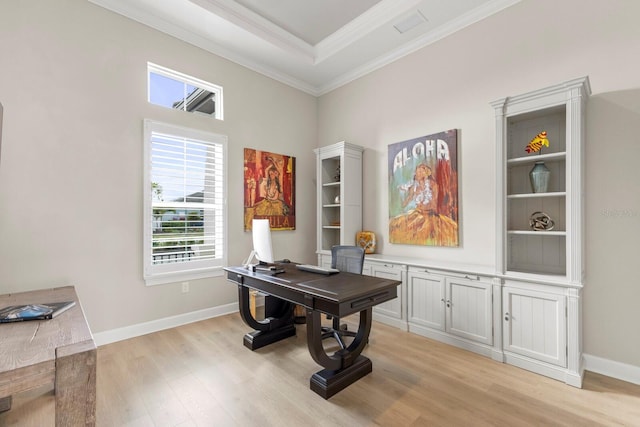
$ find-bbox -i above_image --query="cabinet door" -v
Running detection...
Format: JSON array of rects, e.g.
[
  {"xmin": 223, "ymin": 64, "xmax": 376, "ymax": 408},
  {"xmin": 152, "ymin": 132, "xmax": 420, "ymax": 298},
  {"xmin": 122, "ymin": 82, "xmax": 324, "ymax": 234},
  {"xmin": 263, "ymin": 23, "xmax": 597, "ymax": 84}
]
[
  {"xmin": 368, "ymin": 262, "xmax": 403, "ymax": 320},
  {"xmin": 407, "ymin": 270, "xmax": 445, "ymax": 331},
  {"xmin": 445, "ymin": 277, "xmax": 493, "ymax": 345},
  {"xmin": 318, "ymin": 253, "xmax": 332, "ymax": 269},
  {"xmin": 503, "ymin": 286, "xmax": 567, "ymax": 367}
]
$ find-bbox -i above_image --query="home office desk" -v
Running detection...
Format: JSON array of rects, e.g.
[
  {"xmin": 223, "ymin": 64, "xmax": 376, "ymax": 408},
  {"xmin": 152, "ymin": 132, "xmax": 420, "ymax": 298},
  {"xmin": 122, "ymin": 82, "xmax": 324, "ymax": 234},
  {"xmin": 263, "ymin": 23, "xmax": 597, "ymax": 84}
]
[
  {"xmin": 224, "ymin": 263, "xmax": 400, "ymax": 399},
  {"xmin": 0, "ymin": 286, "xmax": 96, "ymax": 426}
]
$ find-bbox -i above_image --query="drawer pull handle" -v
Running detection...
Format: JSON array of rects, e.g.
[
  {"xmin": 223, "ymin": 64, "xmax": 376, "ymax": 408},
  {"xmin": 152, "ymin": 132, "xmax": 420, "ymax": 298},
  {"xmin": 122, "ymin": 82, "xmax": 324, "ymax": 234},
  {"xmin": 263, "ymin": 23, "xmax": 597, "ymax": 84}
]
[{"xmin": 351, "ymin": 292, "xmax": 388, "ymax": 309}]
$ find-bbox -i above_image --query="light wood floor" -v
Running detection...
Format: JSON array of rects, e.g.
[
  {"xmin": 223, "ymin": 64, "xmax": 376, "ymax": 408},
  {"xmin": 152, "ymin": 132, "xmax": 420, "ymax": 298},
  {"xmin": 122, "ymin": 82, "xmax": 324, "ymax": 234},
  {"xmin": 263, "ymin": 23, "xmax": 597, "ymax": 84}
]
[{"xmin": 3, "ymin": 312, "xmax": 640, "ymax": 426}]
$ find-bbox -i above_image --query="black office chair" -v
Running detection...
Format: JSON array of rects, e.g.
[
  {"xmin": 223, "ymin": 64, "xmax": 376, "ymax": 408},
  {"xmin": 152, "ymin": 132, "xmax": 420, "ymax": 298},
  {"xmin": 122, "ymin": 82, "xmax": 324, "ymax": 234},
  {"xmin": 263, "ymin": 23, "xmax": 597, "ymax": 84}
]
[{"xmin": 321, "ymin": 245, "xmax": 365, "ymax": 349}]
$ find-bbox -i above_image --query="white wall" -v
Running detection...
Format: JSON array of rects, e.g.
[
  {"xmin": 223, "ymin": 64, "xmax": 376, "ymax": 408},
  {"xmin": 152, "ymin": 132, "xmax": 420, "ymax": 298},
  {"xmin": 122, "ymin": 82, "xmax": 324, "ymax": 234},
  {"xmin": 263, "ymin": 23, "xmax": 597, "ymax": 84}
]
[
  {"xmin": 0, "ymin": 0, "xmax": 318, "ymax": 333},
  {"xmin": 1, "ymin": 0, "xmax": 639, "ymax": 376},
  {"xmin": 318, "ymin": 0, "xmax": 640, "ymax": 368}
]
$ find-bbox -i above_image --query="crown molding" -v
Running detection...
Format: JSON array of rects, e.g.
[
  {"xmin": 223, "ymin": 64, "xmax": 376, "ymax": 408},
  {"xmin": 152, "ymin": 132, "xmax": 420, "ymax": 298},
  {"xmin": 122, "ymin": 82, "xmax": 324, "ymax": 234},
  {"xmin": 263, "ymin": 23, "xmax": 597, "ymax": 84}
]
[
  {"xmin": 88, "ymin": 0, "xmax": 320, "ymax": 94},
  {"xmin": 89, "ymin": 0, "xmax": 522, "ymax": 96},
  {"xmin": 317, "ymin": 0, "xmax": 522, "ymax": 95},
  {"xmin": 188, "ymin": 0, "xmax": 315, "ymax": 63},
  {"xmin": 314, "ymin": 0, "xmax": 423, "ymax": 64}
]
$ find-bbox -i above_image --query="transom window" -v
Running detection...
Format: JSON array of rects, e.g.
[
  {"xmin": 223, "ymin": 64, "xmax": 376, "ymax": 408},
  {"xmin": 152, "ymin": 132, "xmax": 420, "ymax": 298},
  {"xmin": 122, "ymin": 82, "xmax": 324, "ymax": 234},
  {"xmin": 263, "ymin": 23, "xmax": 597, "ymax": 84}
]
[{"xmin": 148, "ymin": 62, "xmax": 224, "ymax": 120}]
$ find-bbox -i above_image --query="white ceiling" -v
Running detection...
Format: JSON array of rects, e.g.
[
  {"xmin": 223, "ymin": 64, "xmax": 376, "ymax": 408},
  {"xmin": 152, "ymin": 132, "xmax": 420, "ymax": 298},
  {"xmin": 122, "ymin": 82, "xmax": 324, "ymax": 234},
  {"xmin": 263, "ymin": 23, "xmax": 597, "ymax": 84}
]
[{"xmin": 89, "ymin": 0, "xmax": 520, "ymax": 95}]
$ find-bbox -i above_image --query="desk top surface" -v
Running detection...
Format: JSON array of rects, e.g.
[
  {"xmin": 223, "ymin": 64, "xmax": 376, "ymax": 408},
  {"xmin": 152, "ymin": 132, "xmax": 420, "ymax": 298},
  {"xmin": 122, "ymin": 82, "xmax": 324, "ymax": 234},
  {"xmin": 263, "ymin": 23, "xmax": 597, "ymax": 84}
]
[
  {"xmin": 0, "ymin": 286, "xmax": 94, "ymax": 375},
  {"xmin": 225, "ymin": 263, "xmax": 400, "ymax": 304}
]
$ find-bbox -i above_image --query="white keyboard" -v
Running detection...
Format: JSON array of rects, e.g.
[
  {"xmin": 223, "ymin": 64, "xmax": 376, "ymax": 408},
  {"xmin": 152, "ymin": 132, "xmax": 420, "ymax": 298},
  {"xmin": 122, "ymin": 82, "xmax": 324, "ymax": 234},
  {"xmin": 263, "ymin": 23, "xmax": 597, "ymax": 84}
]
[{"xmin": 295, "ymin": 264, "xmax": 340, "ymax": 275}]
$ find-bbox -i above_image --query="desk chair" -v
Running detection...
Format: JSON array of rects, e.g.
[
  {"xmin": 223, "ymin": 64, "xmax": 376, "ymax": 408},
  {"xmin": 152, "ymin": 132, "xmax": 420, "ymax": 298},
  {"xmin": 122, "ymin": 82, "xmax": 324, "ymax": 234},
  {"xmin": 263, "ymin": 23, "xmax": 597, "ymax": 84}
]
[{"xmin": 322, "ymin": 245, "xmax": 365, "ymax": 349}]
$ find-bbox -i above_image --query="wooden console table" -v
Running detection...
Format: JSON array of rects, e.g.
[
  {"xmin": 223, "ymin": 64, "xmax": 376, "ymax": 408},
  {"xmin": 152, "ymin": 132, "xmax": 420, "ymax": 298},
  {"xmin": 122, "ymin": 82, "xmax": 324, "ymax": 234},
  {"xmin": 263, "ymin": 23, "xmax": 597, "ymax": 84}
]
[{"xmin": 0, "ymin": 286, "xmax": 96, "ymax": 426}]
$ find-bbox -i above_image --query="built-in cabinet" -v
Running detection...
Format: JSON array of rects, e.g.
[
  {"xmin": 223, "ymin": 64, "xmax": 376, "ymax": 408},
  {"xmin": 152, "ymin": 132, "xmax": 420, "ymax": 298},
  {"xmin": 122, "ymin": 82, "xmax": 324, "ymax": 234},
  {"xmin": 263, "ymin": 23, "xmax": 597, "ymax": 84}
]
[
  {"xmin": 312, "ymin": 78, "xmax": 589, "ymax": 388},
  {"xmin": 406, "ymin": 267, "xmax": 496, "ymax": 357},
  {"xmin": 363, "ymin": 260, "xmax": 406, "ymax": 330},
  {"xmin": 314, "ymin": 142, "xmax": 363, "ymax": 265},
  {"xmin": 492, "ymin": 76, "xmax": 590, "ymax": 387},
  {"xmin": 502, "ymin": 282, "xmax": 567, "ymax": 368}
]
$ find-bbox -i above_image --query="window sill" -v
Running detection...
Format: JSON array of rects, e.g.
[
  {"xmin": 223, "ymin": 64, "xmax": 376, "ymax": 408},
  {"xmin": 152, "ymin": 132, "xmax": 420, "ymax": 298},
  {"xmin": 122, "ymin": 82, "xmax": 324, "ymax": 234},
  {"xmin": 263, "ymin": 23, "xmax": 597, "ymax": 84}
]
[{"xmin": 144, "ymin": 267, "xmax": 224, "ymax": 286}]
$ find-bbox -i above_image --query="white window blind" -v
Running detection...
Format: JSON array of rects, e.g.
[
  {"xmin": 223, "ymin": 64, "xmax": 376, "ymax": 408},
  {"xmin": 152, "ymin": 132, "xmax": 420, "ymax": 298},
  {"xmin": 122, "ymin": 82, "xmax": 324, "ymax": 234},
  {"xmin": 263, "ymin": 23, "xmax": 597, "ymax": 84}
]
[{"xmin": 143, "ymin": 120, "xmax": 227, "ymax": 285}]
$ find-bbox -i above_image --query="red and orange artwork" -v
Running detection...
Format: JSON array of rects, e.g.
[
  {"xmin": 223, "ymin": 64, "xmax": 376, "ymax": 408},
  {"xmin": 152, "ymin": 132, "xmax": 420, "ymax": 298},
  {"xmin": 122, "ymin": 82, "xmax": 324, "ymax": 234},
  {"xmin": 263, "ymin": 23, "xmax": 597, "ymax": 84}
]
[{"xmin": 243, "ymin": 148, "xmax": 295, "ymax": 231}]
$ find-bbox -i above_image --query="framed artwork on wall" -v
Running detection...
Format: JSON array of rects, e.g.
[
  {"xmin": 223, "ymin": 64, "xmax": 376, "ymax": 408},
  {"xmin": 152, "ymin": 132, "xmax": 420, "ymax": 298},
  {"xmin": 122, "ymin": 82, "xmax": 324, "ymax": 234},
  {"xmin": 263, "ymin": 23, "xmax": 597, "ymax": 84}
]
[
  {"xmin": 243, "ymin": 148, "xmax": 295, "ymax": 231},
  {"xmin": 388, "ymin": 129, "xmax": 459, "ymax": 247}
]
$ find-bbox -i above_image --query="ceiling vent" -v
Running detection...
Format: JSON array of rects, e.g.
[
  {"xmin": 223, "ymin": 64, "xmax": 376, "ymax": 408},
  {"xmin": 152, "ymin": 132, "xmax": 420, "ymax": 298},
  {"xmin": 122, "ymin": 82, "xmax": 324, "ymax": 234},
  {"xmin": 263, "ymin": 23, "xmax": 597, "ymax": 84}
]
[{"xmin": 393, "ymin": 11, "xmax": 427, "ymax": 34}]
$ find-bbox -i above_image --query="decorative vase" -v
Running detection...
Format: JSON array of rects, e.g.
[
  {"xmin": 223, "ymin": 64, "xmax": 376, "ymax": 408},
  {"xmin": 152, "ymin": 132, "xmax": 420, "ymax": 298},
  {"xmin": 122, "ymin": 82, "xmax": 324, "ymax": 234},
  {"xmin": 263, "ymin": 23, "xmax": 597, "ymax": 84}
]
[
  {"xmin": 356, "ymin": 231, "xmax": 377, "ymax": 254},
  {"xmin": 529, "ymin": 161, "xmax": 550, "ymax": 193}
]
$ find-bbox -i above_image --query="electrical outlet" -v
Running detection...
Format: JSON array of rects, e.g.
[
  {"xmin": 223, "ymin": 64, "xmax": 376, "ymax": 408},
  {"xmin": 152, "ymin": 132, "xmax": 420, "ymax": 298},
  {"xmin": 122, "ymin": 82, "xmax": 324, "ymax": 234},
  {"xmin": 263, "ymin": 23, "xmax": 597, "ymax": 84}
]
[{"xmin": 181, "ymin": 282, "xmax": 189, "ymax": 293}]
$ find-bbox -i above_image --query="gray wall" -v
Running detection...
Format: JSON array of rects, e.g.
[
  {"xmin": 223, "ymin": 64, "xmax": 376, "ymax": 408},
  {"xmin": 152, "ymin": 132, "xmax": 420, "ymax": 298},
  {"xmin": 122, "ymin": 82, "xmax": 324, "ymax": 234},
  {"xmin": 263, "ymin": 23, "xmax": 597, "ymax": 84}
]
[
  {"xmin": 318, "ymin": 0, "xmax": 640, "ymax": 368},
  {"xmin": 0, "ymin": 0, "xmax": 318, "ymax": 333}
]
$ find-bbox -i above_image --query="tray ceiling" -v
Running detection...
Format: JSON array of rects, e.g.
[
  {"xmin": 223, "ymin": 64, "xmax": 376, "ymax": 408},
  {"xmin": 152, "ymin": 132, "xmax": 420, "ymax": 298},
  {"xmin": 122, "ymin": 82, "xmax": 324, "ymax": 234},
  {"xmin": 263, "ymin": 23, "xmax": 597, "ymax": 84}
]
[{"xmin": 89, "ymin": 0, "xmax": 520, "ymax": 95}]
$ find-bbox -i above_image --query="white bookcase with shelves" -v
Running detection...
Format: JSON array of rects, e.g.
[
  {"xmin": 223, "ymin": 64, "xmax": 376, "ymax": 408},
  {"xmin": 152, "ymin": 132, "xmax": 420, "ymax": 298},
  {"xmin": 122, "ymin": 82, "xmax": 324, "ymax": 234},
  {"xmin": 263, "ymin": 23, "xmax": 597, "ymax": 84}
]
[
  {"xmin": 314, "ymin": 142, "xmax": 363, "ymax": 263},
  {"xmin": 492, "ymin": 76, "xmax": 590, "ymax": 387},
  {"xmin": 493, "ymin": 78, "xmax": 589, "ymax": 283}
]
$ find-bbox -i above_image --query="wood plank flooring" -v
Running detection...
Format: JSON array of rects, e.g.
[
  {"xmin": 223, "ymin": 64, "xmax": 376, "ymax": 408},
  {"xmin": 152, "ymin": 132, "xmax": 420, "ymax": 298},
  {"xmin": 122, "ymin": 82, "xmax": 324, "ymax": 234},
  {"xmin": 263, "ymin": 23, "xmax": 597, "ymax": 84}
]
[{"xmin": 2, "ymin": 312, "xmax": 640, "ymax": 426}]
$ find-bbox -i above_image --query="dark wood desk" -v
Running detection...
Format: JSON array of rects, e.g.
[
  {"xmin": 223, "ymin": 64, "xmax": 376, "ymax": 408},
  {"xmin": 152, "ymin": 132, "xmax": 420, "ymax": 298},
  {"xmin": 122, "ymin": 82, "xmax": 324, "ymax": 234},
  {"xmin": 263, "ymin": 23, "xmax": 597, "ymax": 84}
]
[
  {"xmin": 224, "ymin": 263, "xmax": 400, "ymax": 399},
  {"xmin": 0, "ymin": 286, "xmax": 96, "ymax": 426}
]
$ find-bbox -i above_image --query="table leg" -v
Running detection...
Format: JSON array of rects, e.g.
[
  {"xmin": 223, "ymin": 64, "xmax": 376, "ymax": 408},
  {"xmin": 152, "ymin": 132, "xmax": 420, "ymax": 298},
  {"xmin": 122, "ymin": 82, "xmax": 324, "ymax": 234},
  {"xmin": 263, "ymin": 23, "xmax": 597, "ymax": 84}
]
[
  {"xmin": 54, "ymin": 340, "xmax": 97, "ymax": 426},
  {"xmin": 238, "ymin": 284, "xmax": 296, "ymax": 350},
  {"xmin": 306, "ymin": 307, "xmax": 373, "ymax": 399}
]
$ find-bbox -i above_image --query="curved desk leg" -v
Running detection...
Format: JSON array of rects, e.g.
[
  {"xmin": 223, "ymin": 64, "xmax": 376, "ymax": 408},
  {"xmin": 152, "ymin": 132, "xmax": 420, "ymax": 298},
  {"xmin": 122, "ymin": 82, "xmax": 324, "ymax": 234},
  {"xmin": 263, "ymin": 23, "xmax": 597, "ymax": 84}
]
[
  {"xmin": 306, "ymin": 307, "xmax": 373, "ymax": 399},
  {"xmin": 238, "ymin": 284, "xmax": 296, "ymax": 350}
]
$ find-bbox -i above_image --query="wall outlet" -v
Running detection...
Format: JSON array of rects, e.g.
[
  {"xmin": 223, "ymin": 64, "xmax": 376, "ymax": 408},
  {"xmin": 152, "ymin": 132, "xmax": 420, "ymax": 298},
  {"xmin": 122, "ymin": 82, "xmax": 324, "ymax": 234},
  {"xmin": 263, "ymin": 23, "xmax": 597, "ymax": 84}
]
[{"xmin": 181, "ymin": 282, "xmax": 189, "ymax": 293}]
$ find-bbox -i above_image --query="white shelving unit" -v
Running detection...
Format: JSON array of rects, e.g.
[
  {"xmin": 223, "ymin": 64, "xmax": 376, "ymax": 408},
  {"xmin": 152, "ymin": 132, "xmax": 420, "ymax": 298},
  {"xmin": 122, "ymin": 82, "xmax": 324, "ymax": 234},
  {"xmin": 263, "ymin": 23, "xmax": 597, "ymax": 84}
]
[
  {"xmin": 314, "ymin": 141, "xmax": 363, "ymax": 265},
  {"xmin": 492, "ymin": 76, "xmax": 590, "ymax": 387}
]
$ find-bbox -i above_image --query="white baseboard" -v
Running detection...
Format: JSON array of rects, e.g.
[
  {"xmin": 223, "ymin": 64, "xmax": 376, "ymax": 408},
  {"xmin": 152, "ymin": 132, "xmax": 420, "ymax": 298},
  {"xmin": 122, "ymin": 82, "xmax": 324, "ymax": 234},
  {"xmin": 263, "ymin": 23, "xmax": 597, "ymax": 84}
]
[
  {"xmin": 584, "ymin": 353, "xmax": 640, "ymax": 386},
  {"xmin": 93, "ymin": 302, "xmax": 238, "ymax": 347}
]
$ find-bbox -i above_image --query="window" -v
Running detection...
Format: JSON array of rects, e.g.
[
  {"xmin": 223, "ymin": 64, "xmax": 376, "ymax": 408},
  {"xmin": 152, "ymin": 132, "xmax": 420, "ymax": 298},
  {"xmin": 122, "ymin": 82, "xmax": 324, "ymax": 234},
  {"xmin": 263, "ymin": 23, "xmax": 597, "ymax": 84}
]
[
  {"xmin": 148, "ymin": 63, "xmax": 224, "ymax": 120},
  {"xmin": 143, "ymin": 120, "xmax": 227, "ymax": 285}
]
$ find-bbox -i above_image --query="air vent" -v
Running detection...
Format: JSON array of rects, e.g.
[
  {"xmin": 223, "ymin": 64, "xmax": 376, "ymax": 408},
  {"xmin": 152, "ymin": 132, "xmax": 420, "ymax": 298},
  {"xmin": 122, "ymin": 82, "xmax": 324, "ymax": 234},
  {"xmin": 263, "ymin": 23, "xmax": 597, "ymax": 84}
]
[{"xmin": 393, "ymin": 11, "xmax": 427, "ymax": 34}]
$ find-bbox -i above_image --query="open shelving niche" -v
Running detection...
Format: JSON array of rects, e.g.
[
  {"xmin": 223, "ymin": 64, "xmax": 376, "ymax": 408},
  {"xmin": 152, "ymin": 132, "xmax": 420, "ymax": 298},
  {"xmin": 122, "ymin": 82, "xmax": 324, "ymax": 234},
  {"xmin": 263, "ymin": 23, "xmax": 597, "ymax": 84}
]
[
  {"xmin": 314, "ymin": 142, "xmax": 363, "ymax": 264},
  {"xmin": 505, "ymin": 105, "xmax": 568, "ymax": 277}
]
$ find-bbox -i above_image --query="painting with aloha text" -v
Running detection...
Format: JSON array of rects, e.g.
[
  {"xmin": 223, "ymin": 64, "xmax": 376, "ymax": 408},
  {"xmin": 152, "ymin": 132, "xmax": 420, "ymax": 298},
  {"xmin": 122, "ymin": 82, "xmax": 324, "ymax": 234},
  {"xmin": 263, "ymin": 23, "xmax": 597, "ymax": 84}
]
[
  {"xmin": 388, "ymin": 129, "xmax": 459, "ymax": 246},
  {"xmin": 244, "ymin": 148, "xmax": 295, "ymax": 231}
]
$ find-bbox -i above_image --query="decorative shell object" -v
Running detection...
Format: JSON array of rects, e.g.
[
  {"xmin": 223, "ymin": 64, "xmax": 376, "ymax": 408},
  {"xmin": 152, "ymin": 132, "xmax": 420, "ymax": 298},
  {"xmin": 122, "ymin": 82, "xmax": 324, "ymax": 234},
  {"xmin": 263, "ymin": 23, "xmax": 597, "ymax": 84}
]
[
  {"xmin": 529, "ymin": 211, "xmax": 555, "ymax": 231},
  {"xmin": 356, "ymin": 231, "xmax": 377, "ymax": 254}
]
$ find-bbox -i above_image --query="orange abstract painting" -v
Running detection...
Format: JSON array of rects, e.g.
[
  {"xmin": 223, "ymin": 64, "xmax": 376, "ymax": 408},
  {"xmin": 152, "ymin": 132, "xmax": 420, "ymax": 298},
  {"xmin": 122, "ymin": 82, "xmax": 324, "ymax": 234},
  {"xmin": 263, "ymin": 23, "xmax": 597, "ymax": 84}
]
[{"xmin": 243, "ymin": 148, "xmax": 295, "ymax": 231}]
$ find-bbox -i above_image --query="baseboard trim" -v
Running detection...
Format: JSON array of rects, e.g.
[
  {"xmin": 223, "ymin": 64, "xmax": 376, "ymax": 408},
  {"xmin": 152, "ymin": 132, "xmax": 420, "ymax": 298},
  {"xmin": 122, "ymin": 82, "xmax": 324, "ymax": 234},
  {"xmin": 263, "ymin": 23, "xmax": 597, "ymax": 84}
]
[
  {"xmin": 93, "ymin": 302, "xmax": 238, "ymax": 346},
  {"xmin": 584, "ymin": 353, "xmax": 640, "ymax": 386}
]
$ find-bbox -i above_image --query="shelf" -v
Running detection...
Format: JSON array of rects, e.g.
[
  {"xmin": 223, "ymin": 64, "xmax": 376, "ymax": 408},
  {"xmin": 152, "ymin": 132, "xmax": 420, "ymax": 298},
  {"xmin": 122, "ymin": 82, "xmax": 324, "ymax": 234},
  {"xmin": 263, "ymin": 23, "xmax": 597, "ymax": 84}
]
[
  {"xmin": 323, "ymin": 225, "xmax": 340, "ymax": 229},
  {"xmin": 507, "ymin": 152, "xmax": 566, "ymax": 165},
  {"xmin": 507, "ymin": 192, "xmax": 566, "ymax": 199},
  {"xmin": 322, "ymin": 181, "xmax": 340, "ymax": 187},
  {"xmin": 323, "ymin": 204, "xmax": 340, "ymax": 208},
  {"xmin": 507, "ymin": 230, "xmax": 566, "ymax": 236}
]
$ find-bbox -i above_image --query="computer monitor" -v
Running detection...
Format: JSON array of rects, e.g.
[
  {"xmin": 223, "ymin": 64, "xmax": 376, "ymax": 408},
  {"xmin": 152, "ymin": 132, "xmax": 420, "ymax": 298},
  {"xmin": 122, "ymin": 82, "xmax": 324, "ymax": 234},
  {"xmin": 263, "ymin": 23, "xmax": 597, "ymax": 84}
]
[{"xmin": 244, "ymin": 218, "xmax": 274, "ymax": 266}]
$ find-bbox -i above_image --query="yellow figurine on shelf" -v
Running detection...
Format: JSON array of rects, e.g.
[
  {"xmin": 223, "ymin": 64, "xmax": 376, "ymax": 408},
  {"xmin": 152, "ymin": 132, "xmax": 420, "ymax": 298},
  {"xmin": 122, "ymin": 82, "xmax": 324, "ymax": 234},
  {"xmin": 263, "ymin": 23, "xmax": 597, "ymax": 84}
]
[{"xmin": 525, "ymin": 131, "xmax": 549, "ymax": 154}]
